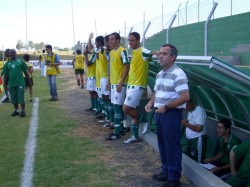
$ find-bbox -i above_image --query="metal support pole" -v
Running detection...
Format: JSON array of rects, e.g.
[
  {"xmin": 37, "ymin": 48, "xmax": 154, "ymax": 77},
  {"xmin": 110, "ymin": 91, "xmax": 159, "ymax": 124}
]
[
  {"xmin": 143, "ymin": 22, "xmax": 151, "ymax": 47},
  {"xmin": 186, "ymin": 0, "xmax": 189, "ymax": 25},
  {"xmin": 231, "ymin": 0, "xmax": 233, "ymax": 16},
  {"xmin": 71, "ymin": 0, "xmax": 76, "ymax": 51},
  {"xmin": 204, "ymin": 2, "xmax": 218, "ymax": 56},
  {"xmin": 177, "ymin": 3, "xmax": 181, "ymax": 26},
  {"xmin": 162, "ymin": 3, "xmax": 164, "ymax": 30},
  {"xmin": 25, "ymin": 0, "xmax": 28, "ymax": 51},
  {"xmin": 198, "ymin": 0, "xmax": 200, "ymax": 22},
  {"xmin": 166, "ymin": 14, "xmax": 177, "ymax": 43}
]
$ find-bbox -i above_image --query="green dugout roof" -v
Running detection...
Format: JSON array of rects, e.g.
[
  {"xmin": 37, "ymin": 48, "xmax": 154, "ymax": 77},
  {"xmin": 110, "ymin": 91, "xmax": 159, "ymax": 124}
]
[{"xmin": 148, "ymin": 56, "xmax": 250, "ymax": 130}]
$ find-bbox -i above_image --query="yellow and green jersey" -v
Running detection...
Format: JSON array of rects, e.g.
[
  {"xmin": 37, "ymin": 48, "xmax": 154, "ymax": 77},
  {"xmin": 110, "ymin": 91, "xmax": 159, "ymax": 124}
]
[
  {"xmin": 86, "ymin": 54, "xmax": 96, "ymax": 78},
  {"xmin": 74, "ymin": 54, "xmax": 84, "ymax": 69},
  {"xmin": 1, "ymin": 57, "xmax": 11, "ymax": 76},
  {"xmin": 90, "ymin": 47, "xmax": 109, "ymax": 79},
  {"xmin": 23, "ymin": 62, "xmax": 33, "ymax": 77},
  {"xmin": 110, "ymin": 46, "xmax": 130, "ymax": 84},
  {"xmin": 128, "ymin": 47, "xmax": 152, "ymax": 88}
]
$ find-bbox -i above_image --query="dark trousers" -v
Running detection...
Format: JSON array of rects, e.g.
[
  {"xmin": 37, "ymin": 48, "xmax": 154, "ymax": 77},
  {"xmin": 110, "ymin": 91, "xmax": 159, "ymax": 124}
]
[{"xmin": 155, "ymin": 109, "xmax": 182, "ymax": 181}]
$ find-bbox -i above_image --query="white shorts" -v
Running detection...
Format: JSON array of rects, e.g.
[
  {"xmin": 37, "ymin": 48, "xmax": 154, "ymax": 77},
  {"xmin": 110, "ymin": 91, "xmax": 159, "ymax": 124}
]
[
  {"xmin": 100, "ymin": 78, "xmax": 110, "ymax": 96},
  {"xmin": 87, "ymin": 77, "xmax": 96, "ymax": 91},
  {"xmin": 111, "ymin": 84, "xmax": 126, "ymax": 105},
  {"xmin": 124, "ymin": 86, "xmax": 145, "ymax": 108}
]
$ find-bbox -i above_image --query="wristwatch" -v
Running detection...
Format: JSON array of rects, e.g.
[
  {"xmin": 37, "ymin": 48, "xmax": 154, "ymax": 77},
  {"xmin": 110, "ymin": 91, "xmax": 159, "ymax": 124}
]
[{"xmin": 165, "ymin": 104, "xmax": 170, "ymax": 111}]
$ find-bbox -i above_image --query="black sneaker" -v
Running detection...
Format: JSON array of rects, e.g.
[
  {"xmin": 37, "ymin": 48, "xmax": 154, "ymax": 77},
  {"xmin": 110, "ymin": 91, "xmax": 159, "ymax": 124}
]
[
  {"xmin": 105, "ymin": 133, "xmax": 120, "ymax": 140},
  {"xmin": 152, "ymin": 173, "xmax": 168, "ymax": 182},
  {"xmin": 163, "ymin": 180, "xmax": 180, "ymax": 187},
  {"xmin": 93, "ymin": 110, "xmax": 102, "ymax": 116},
  {"xmin": 11, "ymin": 111, "xmax": 20, "ymax": 116},
  {"xmin": 85, "ymin": 107, "xmax": 93, "ymax": 111},
  {"xmin": 30, "ymin": 98, "xmax": 34, "ymax": 102},
  {"xmin": 2, "ymin": 98, "xmax": 10, "ymax": 103},
  {"xmin": 20, "ymin": 111, "xmax": 26, "ymax": 117},
  {"xmin": 81, "ymin": 85, "xmax": 84, "ymax": 89}
]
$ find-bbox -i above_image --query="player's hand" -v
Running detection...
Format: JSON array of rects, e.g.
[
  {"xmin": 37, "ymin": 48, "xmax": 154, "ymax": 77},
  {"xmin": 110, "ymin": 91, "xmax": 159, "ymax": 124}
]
[
  {"xmin": 145, "ymin": 103, "xmax": 153, "ymax": 112},
  {"xmin": 116, "ymin": 83, "xmax": 122, "ymax": 93}
]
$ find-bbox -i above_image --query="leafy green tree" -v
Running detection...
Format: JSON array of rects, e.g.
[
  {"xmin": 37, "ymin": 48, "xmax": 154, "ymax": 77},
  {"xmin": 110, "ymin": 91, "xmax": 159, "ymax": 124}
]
[
  {"xmin": 28, "ymin": 40, "xmax": 35, "ymax": 49},
  {"xmin": 16, "ymin": 40, "xmax": 24, "ymax": 50}
]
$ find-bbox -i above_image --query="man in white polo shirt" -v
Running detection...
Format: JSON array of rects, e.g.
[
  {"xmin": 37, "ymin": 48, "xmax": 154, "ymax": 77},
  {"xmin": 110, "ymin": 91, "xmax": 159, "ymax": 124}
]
[{"xmin": 181, "ymin": 100, "xmax": 207, "ymax": 163}]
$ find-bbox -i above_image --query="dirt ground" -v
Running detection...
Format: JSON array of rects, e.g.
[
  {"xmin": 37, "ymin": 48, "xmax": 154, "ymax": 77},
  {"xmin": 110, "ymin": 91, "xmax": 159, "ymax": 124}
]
[{"xmin": 59, "ymin": 69, "xmax": 196, "ymax": 187}]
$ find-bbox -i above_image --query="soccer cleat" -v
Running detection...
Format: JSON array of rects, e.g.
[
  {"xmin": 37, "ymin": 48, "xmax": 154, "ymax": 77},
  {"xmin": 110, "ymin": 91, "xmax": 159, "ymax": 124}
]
[
  {"xmin": 124, "ymin": 136, "xmax": 140, "ymax": 144},
  {"xmin": 20, "ymin": 111, "xmax": 26, "ymax": 117},
  {"xmin": 105, "ymin": 133, "xmax": 120, "ymax": 140},
  {"xmin": 85, "ymin": 107, "xmax": 93, "ymax": 111},
  {"xmin": 93, "ymin": 110, "xmax": 102, "ymax": 116},
  {"xmin": 11, "ymin": 111, "xmax": 20, "ymax": 116},
  {"xmin": 96, "ymin": 113, "xmax": 105, "ymax": 119},
  {"xmin": 103, "ymin": 121, "xmax": 112, "ymax": 127},
  {"xmin": 1, "ymin": 98, "xmax": 10, "ymax": 103}
]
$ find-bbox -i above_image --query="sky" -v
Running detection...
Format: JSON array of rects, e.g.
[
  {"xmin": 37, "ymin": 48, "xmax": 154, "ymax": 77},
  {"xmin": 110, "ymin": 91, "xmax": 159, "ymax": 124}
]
[{"xmin": 0, "ymin": 0, "xmax": 193, "ymax": 49}]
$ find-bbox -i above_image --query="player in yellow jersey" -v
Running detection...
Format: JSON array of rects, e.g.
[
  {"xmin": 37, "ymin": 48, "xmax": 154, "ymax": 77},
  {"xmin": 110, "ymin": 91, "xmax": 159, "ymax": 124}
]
[
  {"xmin": 123, "ymin": 32, "xmax": 159, "ymax": 143},
  {"xmin": 84, "ymin": 34, "xmax": 98, "ymax": 112},
  {"xmin": 23, "ymin": 54, "xmax": 34, "ymax": 102},
  {"xmin": 45, "ymin": 44, "xmax": 61, "ymax": 101},
  {"xmin": 72, "ymin": 49, "xmax": 85, "ymax": 89},
  {"xmin": 105, "ymin": 32, "xmax": 130, "ymax": 140},
  {"xmin": 1, "ymin": 49, "xmax": 11, "ymax": 103}
]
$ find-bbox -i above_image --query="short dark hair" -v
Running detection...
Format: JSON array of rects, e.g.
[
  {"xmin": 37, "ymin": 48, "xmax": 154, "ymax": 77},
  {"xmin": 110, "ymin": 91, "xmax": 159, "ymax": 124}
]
[
  {"xmin": 76, "ymin": 49, "xmax": 81, "ymax": 54},
  {"xmin": 219, "ymin": 118, "xmax": 232, "ymax": 130},
  {"xmin": 104, "ymin": 35, "xmax": 109, "ymax": 42},
  {"xmin": 4, "ymin": 48, "xmax": 10, "ymax": 57},
  {"xmin": 95, "ymin": 36, "xmax": 104, "ymax": 46},
  {"xmin": 161, "ymin": 44, "xmax": 178, "ymax": 61},
  {"xmin": 129, "ymin": 32, "xmax": 140, "ymax": 41},
  {"xmin": 110, "ymin": 32, "xmax": 120, "ymax": 42},
  {"xmin": 23, "ymin": 54, "xmax": 30, "ymax": 61},
  {"xmin": 45, "ymin": 44, "xmax": 52, "ymax": 50}
]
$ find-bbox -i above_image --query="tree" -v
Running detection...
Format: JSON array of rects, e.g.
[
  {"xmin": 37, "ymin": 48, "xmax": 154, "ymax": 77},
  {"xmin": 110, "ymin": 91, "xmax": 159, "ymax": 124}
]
[
  {"xmin": 28, "ymin": 40, "xmax": 35, "ymax": 49},
  {"xmin": 16, "ymin": 40, "xmax": 24, "ymax": 50}
]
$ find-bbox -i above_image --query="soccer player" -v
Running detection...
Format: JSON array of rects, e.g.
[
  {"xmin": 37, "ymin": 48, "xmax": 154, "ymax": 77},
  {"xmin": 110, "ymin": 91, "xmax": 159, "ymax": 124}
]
[
  {"xmin": 72, "ymin": 49, "xmax": 85, "ymax": 89},
  {"xmin": 84, "ymin": 35, "xmax": 98, "ymax": 112},
  {"xmin": 123, "ymin": 32, "xmax": 159, "ymax": 143},
  {"xmin": 23, "ymin": 54, "xmax": 34, "ymax": 102},
  {"xmin": 105, "ymin": 32, "xmax": 130, "ymax": 140},
  {"xmin": 3, "ymin": 49, "xmax": 31, "ymax": 117},
  {"xmin": 1, "ymin": 49, "xmax": 11, "ymax": 103}
]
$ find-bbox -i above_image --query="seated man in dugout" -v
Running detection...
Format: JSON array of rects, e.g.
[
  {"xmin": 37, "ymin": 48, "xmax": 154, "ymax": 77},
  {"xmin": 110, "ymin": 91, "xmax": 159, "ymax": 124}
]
[
  {"xmin": 181, "ymin": 100, "xmax": 207, "ymax": 163},
  {"xmin": 203, "ymin": 118, "xmax": 241, "ymax": 179},
  {"xmin": 225, "ymin": 141, "xmax": 250, "ymax": 187}
]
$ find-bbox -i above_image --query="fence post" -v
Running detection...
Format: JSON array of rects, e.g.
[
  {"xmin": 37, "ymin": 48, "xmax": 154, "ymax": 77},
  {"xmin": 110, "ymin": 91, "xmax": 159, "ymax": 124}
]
[
  {"xmin": 204, "ymin": 2, "xmax": 218, "ymax": 56},
  {"xmin": 142, "ymin": 22, "xmax": 151, "ymax": 47},
  {"xmin": 186, "ymin": 0, "xmax": 189, "ymax": 25},
  {"xmin": 166, "ymin": 14, "xmax": 177, "ymax": 43}
]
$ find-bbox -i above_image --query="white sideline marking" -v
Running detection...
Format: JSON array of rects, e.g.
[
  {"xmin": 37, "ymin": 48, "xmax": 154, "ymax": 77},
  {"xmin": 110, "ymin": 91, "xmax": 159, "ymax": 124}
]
[{"xmin": 21, "ymin": 97, "xmax": 39, "ymax": 187}]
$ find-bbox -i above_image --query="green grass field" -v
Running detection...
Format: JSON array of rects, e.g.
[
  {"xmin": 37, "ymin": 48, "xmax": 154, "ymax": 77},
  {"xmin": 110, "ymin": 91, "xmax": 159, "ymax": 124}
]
[{"xmin": 0, "ymin": 71, "xmax": 117, "ymax": 187}]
